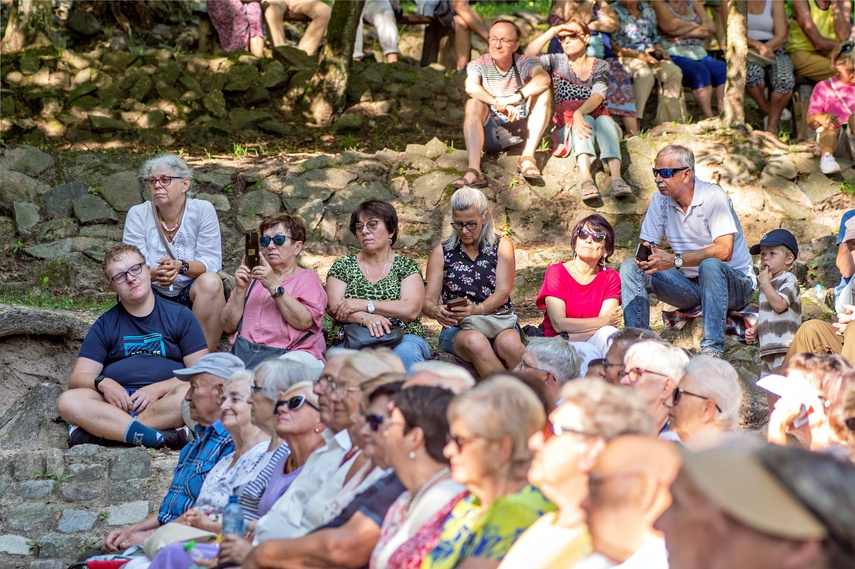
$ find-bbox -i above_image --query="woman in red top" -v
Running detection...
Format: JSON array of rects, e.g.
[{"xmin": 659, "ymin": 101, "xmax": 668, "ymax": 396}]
[{"xmin": 536, "ymin": 214, "xmax": 622, "ymax": 369}]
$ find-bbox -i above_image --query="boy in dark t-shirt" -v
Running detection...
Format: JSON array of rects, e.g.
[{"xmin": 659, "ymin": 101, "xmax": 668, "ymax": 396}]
[{"xmin": 57, "ymin": 244, "xmax": 208, "ymax": 449}]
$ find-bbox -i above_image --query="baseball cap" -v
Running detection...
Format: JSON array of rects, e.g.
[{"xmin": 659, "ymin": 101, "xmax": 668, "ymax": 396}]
[
  {"xmin": 680, "ymin": 445, "xmax": 827, "ymax": 540},
  {"xmin": 843, "ymin": 217, "xmax": 855, "ymax": 244},
  {"xmin": 174, "ymin": 352, "xmax": 245, "ymax": 381},
  {"xmin": 749, "ymin": 229, "xmax": 799, "ymax": 259}
]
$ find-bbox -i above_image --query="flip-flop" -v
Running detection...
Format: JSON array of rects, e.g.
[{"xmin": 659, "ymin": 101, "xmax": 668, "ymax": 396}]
[
  {"xmin": 451, "ymin": 168, "xmax": 488, "ymax": 189},
  {"xmin": 611, "ymin": 178, "xmax": 632, "ymax": 198},
  {"xmin": 518, "ymin": 156, "xmax": 542, "ymax": 180},
  {"xmin": 580, "ymin": 178, "xmax": 600, "ymax": 202}
]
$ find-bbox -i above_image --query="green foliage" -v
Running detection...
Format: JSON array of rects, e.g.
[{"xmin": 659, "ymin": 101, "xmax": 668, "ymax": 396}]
[
  {"xmin": 0, "ymin": 290, "xmax": 116, "ymax": 312},
  {"xmin": 11, "ymin": 239, "xmax": 24, "ymax": 253},
  {"xmin": 839, "ymin": 180, "xmax": 855, "ymax": 195},
  {"xmin": 35, "ymin": 469, "xmax": 73, "ymax": 491}
]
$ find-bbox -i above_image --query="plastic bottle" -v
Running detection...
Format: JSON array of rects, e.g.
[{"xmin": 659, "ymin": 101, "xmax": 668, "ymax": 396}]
[
  {"xmin": 815, "ymin": 283, "xmax": 824, "ymax": 303},
  {"xmin": 222, "ymin": 494, "xmax": 246, "ymax": 536},
  {"xmin": 183, "ymin": 540, "xmax": 207, "ymax": 568}
]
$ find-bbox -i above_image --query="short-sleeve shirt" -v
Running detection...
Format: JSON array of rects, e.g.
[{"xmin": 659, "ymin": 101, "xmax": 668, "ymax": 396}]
[
  {"xmin": 79, "ymin": 295, "xmax": 207, "ymax": 389},
  {"xmin": 639, "ymin": 177, "xmax": 755, "ymax": 284},
  {"xmin": 807, "ymin": 78, "xmax": 855, "ymax": 124},
  {"xmin": 466, "ymin": 54, "xmax": 540, "ymax": 120},
  {"xmin": 421, "ymin": 485, "xmax": 556, "ymax": 569},
  {"xmin": 536, "ymin": 264, "xmax": 621, "ymax": 337},
  {"xmin": 611, "ymin": 2, "xmax": 662, "ymax": 52},
  {"xmin": 315, "ymin": 472, "xmax": 406, "ymax": 531},
  {"xmin": 758, "ymin": 271, "xmax": 802, "ymax": 357},
  {"xmin": 498, "ymin": 512, "xmax": 592, "ymax": 569},
  {"xmin": 441, "ymin": 238, "xmax": 512, "ymax": 313},
  {"xmin": 539, "ymin": 55, "xmax": 610, "ymax": 106},
  {"xmin": 193, "ymin": 441, "xmax": 271, "ymax": 516}
]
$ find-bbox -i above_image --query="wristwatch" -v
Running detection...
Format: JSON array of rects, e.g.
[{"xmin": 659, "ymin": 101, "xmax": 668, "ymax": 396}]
[
  {"xmin": 674, "ymin": 253, "xmax": 684, "ymax": 269},
  {"xmin": 367, "ymin": 299, "xmax": 376, "ymax": 314},
  {"xmin": 179, "ymin": 260, "xmax": 190, "ymax": 275},
  {"xmin": 271, "ymin": 286, "xmax": 285, "ymax": 298},
  {"xmin": 93, "ymin": 375, "xmax": 106, "ymax": 394}
]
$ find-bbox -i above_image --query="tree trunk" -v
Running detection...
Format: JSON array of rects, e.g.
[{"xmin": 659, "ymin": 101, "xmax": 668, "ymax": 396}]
[
  {"xmin": 1, "ymin": 0, "xmax": 53, "ymax": 53},
  {"xmin": 306, "ymin": 0, "xmax": 365, "ymax": 126},
  {"xmin": 722, "ymin": 0, "xmax": 747, "ymax": 126}
]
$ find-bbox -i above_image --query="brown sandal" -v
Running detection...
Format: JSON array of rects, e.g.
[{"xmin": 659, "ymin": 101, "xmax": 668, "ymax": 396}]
[
  {"xmin": 518, "ymin": 156, "xmax": 541, "ymax": 180},
  {"xmin": 451, "ymin": 168, "xmax": 488, "ymax": 189},
  {"xmin": 580, "ymin": 178, "xmax": 600, "ymax": 202},
  {"xmin": 611, "ymin": 178, "xmax": 632, "ymax": 198}
]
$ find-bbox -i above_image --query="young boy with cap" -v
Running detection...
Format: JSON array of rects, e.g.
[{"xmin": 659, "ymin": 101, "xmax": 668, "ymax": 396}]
[{"xmin": 745, "ymin": 229, "xmax": 802, "ymax": 377}]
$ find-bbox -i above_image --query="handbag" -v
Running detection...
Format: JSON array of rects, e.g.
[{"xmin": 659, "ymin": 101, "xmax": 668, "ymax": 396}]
[
  {"xmin": 340, "ymin": 318, "xmax": 405, "ymax": 350},
  {"xmin": 415, "ymin": 0, "xmax": 453, "ymax": 27},
  {"xmin": 230, "ymin": 280, "xmax": 314, "ymax": 370},
  {"xmin": 142, "ymin": 521, "xmax": 217, "ymax": 558},
  {"xmin": 459, "ymin": 309, "xmax": 518, "ymax": 339}
]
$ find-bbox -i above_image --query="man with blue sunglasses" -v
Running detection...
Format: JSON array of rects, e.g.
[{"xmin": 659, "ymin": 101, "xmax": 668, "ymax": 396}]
[{"xmin": 620, "ymin": 145, "xmax": 756, "ymax": 358}]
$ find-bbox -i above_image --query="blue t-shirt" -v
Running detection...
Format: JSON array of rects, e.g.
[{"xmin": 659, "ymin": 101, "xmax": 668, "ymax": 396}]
[{"xmin": 79, "ymin": 295, "xmax": 207, "ymax": 389}]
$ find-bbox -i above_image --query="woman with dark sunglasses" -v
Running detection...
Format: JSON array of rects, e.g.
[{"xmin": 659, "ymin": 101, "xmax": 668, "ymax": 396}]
[
  {"xmin": 222, "ymin": 213, "xmax": 328, "ymax": 371},
  {"xmin": 535, "ymin": 214, "xmax": 622, "ymax": 374}
]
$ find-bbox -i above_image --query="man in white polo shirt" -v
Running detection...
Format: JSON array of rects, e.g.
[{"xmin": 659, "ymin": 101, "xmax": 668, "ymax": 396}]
[{"xmin": 620, "ymin": 145, "xmax": 756, "ymax": 358}]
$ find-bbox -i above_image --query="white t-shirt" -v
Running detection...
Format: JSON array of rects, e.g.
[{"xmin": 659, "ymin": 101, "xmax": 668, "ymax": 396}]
[{"xmin": 573, "ymin": 536, "xmax": 668, "ymax": 569}]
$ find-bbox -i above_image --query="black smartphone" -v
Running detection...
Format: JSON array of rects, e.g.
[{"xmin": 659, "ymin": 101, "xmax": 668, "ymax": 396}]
[
  {"xmin": 652, "ymin": 49, "xmax": 665, "ymax": 61},
  {"xmin": 635, "ymin": 242, "xmax": 652, "ymax": 262},
  {"xmin": 446, "ymin": 297, "xmax": 467, "ymax": 309},
  {"xmin": 245, "ymin": 230, "xmax": 259, "ymax": 269}
]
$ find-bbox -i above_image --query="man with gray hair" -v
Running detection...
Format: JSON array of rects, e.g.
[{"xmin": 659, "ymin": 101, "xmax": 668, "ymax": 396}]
[
  {"xmin": 620, "ymin": 145, "xmax": 756, "ymax": 358},
  {"xmin": 515, "ymin": 337, "xmax": 581, "ymax": 404},
  {"xmin": 621, "ymin": 340, "xmax": 690, "ymax": 435}
]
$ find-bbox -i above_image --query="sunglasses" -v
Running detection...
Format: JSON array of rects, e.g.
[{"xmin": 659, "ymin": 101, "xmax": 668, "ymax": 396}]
[
  {"xmin": 446, "ymin": 433, "xmax": 483, "ymax": 450},
  {"xmin": 542, "ymin": 420, "xmax": 594, "ymax": 442},
  {"xmin": 260, "ymin": 234, "xmax": 293, "ymax": 247},
  {"xmin": 578, "ymin": 228, "xmax": 607, "ymax": 243},
  {"xmin": 845, "ymin": 417, "xmax": 855, "ymax": 432},
  {"xmin": 841, "ymin": 43, "xmax": 853, "ymax": 54},
  {"xmin": 560, "ymin": 32, "xmax": 582, "ymax": 41},
  {"xmin": 673, "ymin": 387, "xmax": 722, "ymax": 413},
  {"xmin": 652, "ymin": 167, "xmax": 690, "ymax": 179},
  {"xmin": 274, "ymin": 395, "xmax": 319, "ymax": 414},
  {"xmin": 364, "ymin": 414, "xmax": 386, "ymax": 432}
]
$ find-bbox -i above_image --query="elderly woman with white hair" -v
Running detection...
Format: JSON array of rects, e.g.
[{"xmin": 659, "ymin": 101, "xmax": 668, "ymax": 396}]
[
  {"xmin": 515, "ymin": 337, "xmax": 581, "ymax": 404},
  {"xmin": 663, "ymin": 355, "xmax": 743, "ymax": 446},
  {"xmin": 620, "ymin": 340, "xmax": 690, "ymax": 435}
]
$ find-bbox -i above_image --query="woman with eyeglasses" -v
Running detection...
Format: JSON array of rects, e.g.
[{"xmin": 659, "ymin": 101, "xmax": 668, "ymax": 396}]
[
  {"xmin": 421, "ymin": 376, "xmax": 554, "ymax": 569},
  {"xmin": 807, "ymin": 41, "xmax": 855, "ymax": 176},
  {"xmin": 424, "ymin": 187, "xmax": 525, "ymax": 378},
  {"xmin": 124, "ymin": 153, "xmax": 224, "ymax": 352},
  {"xmin": 371, "ymin": 385, "xmax": 463, "ymax": 569},
  {"xmin": 222, "ymin": 213, "xmax": 328, "ymax": 371},
  {"xmin": 535, "ymin": 214, "xmax": 621, "ymax": 373},
  {"xmin": 524, "ymin": 18, "xmax": 632, "ymax": 202},
  {"xmin": 326, "ymin": 199, "xmax": 429, "ymax": 373}
]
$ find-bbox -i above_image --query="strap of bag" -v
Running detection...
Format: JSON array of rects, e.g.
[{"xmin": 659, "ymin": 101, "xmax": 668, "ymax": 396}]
[
  {"xmin": 827, "ymin": 78, "xmax": 853, "ymax": 116},
  {"xmin": 236, "ymin": 279, "xmax": 314, "ymax": 351},
  {"xmin": 511, "ymin": 53, "xmax": 523, "ymax": 91},
  {"xmin": 151, "ymin": 201, "xmax": 176, "ymax": 260}
]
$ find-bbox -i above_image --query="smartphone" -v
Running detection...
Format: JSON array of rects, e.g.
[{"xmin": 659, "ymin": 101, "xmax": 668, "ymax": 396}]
[
  {"xmin": 792, "ymin": 404, "xmax": 813, "ymax": 428},
  {"xmin": 245, "ymin": 230, "xmax": 259, "ymax": 269},
  {"xmin": 635, "ymin": 242, "xmax": 652, "ymax": 262},
  {"xmin": 651, "ymin": 49, "xmax": 664, "ymax": 61},
  {"xmin": 446, "ymin": 297, "xmax": 468, "ymax": 309}
]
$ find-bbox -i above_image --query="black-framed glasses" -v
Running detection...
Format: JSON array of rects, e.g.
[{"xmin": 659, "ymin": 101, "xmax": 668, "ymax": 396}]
[
  {"xmin": 588, "ymin": 358, "xmax": 623, "ymax": 370},
  {"xmin": 446, "ymin": 433, "xmax": 483, "ymax": 450},
  {"xmin": 487, "ymin": 36, "xmax": 517, "ymax": 46},
  {"xmin": 364, "ymin": 414, "xmax": 386, "ymax": 432},
  {"xmin": 355, "ymin": 220, "xmax": 382, "ymax": 233},
  {"xmin": 450, "ymin": 221, "xmax": 479, "ymax": 232},
  {"xmin": 140, "ymin": 175, "xmax": 183, "ymax": 188},
  {"xmin": 652, "ymin": 167, "xmax": 690, "ymax": 179},
  {"xmin": 542, "ymin": 421, "xmax": 594, "ymax": 442},
  {"xmin": 673, "ymin": 387, "xmax": 722, "ymax": 413},
  {"xmin": 619, "ymin": 367, "xmax": 670, "ymax": 384},
  {"xmin": 110, "ymin": 262, "xmax": 145, "ymax": 284},
  {"xmin": 578, "ymin": 228, "xmax": 607, "ymax": 243},
  {"xmin": 517, "ymin": 358, "xmax": 551, "ymax": 377},
  {"xmin": 274, "ymin": 395, "xmax": 319, "ymax": 414},
  {"xmin": 260, "ymin": 234, "xmax": 293, "ymax": 247}
]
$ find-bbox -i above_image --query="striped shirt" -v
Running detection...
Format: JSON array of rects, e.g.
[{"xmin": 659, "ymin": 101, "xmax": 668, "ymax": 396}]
[
  {"xmin": 758, "ymin": 271, "xmax": 801, "ymax": 357},
  {"xmin": 157, "ymin": 420, "xmax": 234, "ymax": 524},
  {"xmin": 238, "ymin": 444, "xmax": 290, "ymax": 520},
  {"xmin": 466, "ymin": 53, "xmax": 540, "ymax": 120}
]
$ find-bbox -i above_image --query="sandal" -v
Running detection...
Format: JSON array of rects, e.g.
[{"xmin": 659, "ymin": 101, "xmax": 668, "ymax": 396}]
[
  {"xmin": 611, "ymin": 178, "xmax": 632, "ymax": 198},
  {"xmin": 451, "ymin": 168, "xmax": 488, "ymax": 189},
  {"xmin": 517, "ymin": 156, "xmax": 541, "ymax": 181},
  {"xmin": 580, "ymin": 178, "xmax": 600, "ymax": 202}
]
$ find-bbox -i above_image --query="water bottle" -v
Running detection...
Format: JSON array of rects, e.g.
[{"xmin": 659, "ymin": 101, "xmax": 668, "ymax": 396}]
[
  {"xmin": 222, "ymin": 494, "xmax": 247, "ymax": 536},
  {"xmin": 183, "ymin": 540, "xmax": 208, "ymax": 568},
  {"xmin": 815, "ymin": 283, "xmax": 824, "ymax": 303}
]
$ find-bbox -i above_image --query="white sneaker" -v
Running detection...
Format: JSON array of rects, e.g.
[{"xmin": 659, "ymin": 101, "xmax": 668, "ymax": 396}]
[
  {"xmin": 820, "ymin": 152, "xmax": 841, "ymax": 175},
  {"xmin": 780, "ymin": 108, "xmax": 792, "ymax": 122}
]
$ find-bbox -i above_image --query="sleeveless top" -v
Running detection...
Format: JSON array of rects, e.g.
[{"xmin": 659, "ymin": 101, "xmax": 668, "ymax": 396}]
[
  {"xmin": 660, "ymin": 0, "xmax": 709, "ymax": 60},
  {"xmin": 747, "ymin": 0, "xmax": 774, "ymax": 41},
  {"xmin": 441, "ymin": 238, "xmax": 512, "ymax": 312},
  {"xmin": 787, "ymin": 0, "xmax": 841, "ymax": 53}
]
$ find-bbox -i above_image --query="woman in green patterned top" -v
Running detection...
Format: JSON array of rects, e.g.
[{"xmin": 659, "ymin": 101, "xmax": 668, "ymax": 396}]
[{"xmin": 326, "ymin": 199, "xmax": 430, "ymax": 372}]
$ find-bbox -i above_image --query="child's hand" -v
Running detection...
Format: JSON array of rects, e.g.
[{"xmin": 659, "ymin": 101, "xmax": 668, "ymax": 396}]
[
  {"xmin": 745, "ymin": 324, "xmax": 757, "ymax": 345},
  {"xmin": 758, "ymin": 266, "xmax": 772, "ymax": 287}
]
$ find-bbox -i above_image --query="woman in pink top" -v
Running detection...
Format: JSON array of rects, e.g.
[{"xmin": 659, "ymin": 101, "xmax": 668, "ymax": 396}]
[
  {"xmin": 808, "ymin": 41, "xmax": 855, "ymax": 175},
  {"xmin": 221, "ymin": 213, "xmax": 328, "ymax": 370},
  {"xmin": 536, "ymin": 214, "xmax": 622, "ymax": 369}
]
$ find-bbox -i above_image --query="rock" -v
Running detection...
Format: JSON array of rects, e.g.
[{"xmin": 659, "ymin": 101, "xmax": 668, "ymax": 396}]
[
  {"xmin": 423, "ymin": 138, "xmax": 447, "ymax": 160},
  {"xmin": 23, "ymin": 240, "xmax": 72, "ymax": 260},
  {"xmin": 236, "ymin": 190, "xmax": 283, "ymax": 232},
  {"xmin": 19, "ymin": 55, "xmax": 40, "ymax": 75},
  {"xmin": 105, "ymin": 501, "xmax": 149, "ymax": 526},
  {"xmin": 72, "ymin": 194, "xmax": 117, "ymax": 224},
  {"xmin": 272, "ymin": 45, "xmax": 317, "ymax": 71},
  {"xmin": 13, "ymin": 202, "xmax": 40, "ymax": 236},
  {"xmin": 203, "ymin": 91, "xmax": 227, "ymax": 118},
  {"xmin": 39, "ymin": 218, "xmax": 79, "ymax": 241},
  {"xmin": 331, "ymin": 113, "xmax": 365, "ymax": 132},
  {"xmin": 759, "ymin": 173, "xmax": 812, "ymax": 208},
  {"xmin": 11, "ymin": 480, "xmax": 53, "ymax": 499},
  {"xmin": 259, "ymin": 61, "xmax": 289, "ymax": 89},
  {"xmin": 30, "ymin": 560, "xmax": 64, "ymax": 569},
  {"xmin": 39, "ymin": 533, "xmax": 79, "ymax": 559},
  {"xmin": 197, "ymin": 192, "xmax": 230, "ymax": 212},
  {"xmin": 295, "ymin": 198, "xmax": 325, "ymax": 231},
  {"xmin": 410, "ymin": 171, "xmax": 457, "ymax": 206},
  {"xmin": 327, "ymin": 182, "xmax": 394, "ymax": 214},
  {"xmin": 764, "ymin": 187, "xmax": 810, "ymax": 220},
  {"xmin": 802, "ymin": 170, "xmax": 841, "ymax": 204},
  {"xmin": 67, "ymin": 463, "xmax": 104, "ymax": 482},
  {"xmin": 5, "ymin": 503, "xmax": 52, "ymax": 532},
  {"xmin": 6, "ymin": 146, "xmax": 55, "ymax": 176},
  {"xmin": 79, "ymin": 225, "xmax": 123, "ymax": 240},
  {"xmin": 0, "ymin": 535, "xmax": 31, "ymax": 555},
  {"xmin": 229, "ymin": 108, "xmax": 270, "ymax": 131},
  {"xmin": 763, "ymin": 154, "xmax": 799, "ymax": 180},
  {"xmin": 108, "ymin": 449, "xmax": 151, "ymax": 480},
  {"xmin": 107, "ymin": 479, "xmax": 144, "ymax": 503},
  {"xmin": 0, "ymin": 383, "xmax": 64, "ymax": 449},
  {"xmin": 66, "ymin": 9, "xmax": 101, "ymax": 36},
  {"xmin": 57, "ymin": 509, "xmax": 98, "ymax": 533},
  {"xmin": 101, "ymin": 172, "xmax": 142, "ymax": 212},
  {"xmin": 88, "ymin": 114, "xmax": 133, "ymax": 132},
  {"xmin": 224, "ymin": 64, "xmax": 259, "ymax": 92},
  {"xmin": 68, "ymin": 82, "xmax": 98, "ymax": 101},
  {"xmin": 196, "ymin": 172, "xmax": 234, "ymax": 191},
  {"xmin": 61, "ymin": 481, "xmax": 101, "ymax": 502},
  {"xmin": 299, "ymin": 155, "xmax": 335, "ymax": 171},
  {"xmin": 435, "ymin": 149, "xmax": 468, "ymax": 171},
  {"xmin": 398, "ymin": 152, "xmax": 434, "ymax": 173}
]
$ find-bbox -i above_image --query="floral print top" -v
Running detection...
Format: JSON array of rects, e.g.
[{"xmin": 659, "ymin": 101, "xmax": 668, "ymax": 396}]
[
  {"xmin": 440, "ymin": 238, "xmax": 512, "ymax": 312},
  {"xmin": 611, "ymin": 1, "xmax": 662, "ymax": 52}
]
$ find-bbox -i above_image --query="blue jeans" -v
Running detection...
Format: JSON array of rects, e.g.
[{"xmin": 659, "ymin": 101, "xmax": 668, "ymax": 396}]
[
  {"xmin": 620, "ymin": 258, "xmax": 755, "ymax": 355},
  {"xmin": 393, "ymin": 334, "xmax": 430, "ymax": 374}
]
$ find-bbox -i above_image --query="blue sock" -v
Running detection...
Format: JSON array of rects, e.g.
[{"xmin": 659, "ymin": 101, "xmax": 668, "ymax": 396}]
[{"xmin": 124, "ymin": 420, "xmax": 164, "ymax": 448}]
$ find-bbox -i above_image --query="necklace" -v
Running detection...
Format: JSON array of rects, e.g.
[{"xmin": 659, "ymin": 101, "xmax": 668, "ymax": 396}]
[
  {"xmin": 361, "ymin": 253, "xmax": 393, "ymax": 283},
  {"xmin": 158, "ymin": 201, "xmax": 186, "ymax": 235},
  {"xmin": 406, "ymin": 466, "xmax": 450, "ymax": 516}
]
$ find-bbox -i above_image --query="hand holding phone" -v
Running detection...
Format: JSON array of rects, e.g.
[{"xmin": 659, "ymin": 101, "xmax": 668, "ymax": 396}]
[
  {"xmin": 446, "ymin": 297, "xmax": 468, "ymax": 310},
  {"xmin": 245, "ymin": 231, "xmax": 259, "ymax": 269},
  {"xmin": 635, "ymin": 242, "xmax": 652, "ymax": 262}
]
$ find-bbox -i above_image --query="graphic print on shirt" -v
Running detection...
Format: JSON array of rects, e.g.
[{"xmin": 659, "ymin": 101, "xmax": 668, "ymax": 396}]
[{"xmin": 124, "ymin": 333, "xmax": 166, "ymax": 357}]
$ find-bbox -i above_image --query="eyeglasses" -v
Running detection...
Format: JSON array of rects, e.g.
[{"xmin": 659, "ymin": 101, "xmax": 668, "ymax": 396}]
[
  {"xmin": 250, "ymin": 384, "xmax": 263, "ymax": 396},
  {"xmin": 364, "ymin": 414, "xmax": 386, "ymax": 432},
  {"xmin": 672, "ymin": 388, "xmax": 722, "ymax": 412},
  {"xmin": 259, "ymin": 234, "xmax": 293, "ymax": 247},
  {"xmin": 110, "ymin": 262, "xmax": 145, "ymax": 284},
  {"xmin": 518, "ymin": 359, "xmax": 550, "ymax": 377},
  {"xmin": 450, "ymin": 221, "xmax": 480, "ymax": 232},
  {"xmin": 326, "ymin": 381, "xmax": 361, "ymax": 401},
  {"xmin": 542, "ymin": 421, "xmax": 594, "ymax": 442},
  {"xmin": 652, "ymin": 167, "xmax": 690, "ymax": 179},
  {"xmin": 559, "ymin": 32, "xmax": 583, "ymax": 41},
  {"xmin": 140, "ymin": 175, "xmax": 183, "ymax": 188},
  {"xmin": 619, "ymin": 367, "xmax": 670, "ymax": 384},
  {"xmin": 446, "ymin": 433, "xmax": 484, "ymax": 450},
  {"xmin": 588, "ymin": 358, "xmax": 623, "ymax": 370},
  {"xmin": 487, "ymin": 37, "xmax": 517, "ymax": 46},
  {"xmin": 578, "ymin": 228, "xmax": 607, "ymax": 243},
  {"xmin": 355, "ymin": 220, "xmax": 382, "ymax": 233},
  {"xmin": 274, "ymin": 395, "xmax": 319, "ymax": 414}
]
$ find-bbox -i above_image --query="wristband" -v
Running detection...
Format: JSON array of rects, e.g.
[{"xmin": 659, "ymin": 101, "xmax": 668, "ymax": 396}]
[{"xmin": 93, "ymin": 375, "xmax": 106, "ymax": 394}]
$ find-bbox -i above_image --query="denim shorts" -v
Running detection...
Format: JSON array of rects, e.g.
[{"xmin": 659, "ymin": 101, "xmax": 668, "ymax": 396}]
[
  {"xmin": 438, "ymin": 324, "xmax": 522, "ymax": 357},
  {"xmin": 154, "ymin": 281, "xmax": 193, "ymax": 308},
  {"xmin": 483, "ymin": 114, "xmax": 528, "ymax": 153}
]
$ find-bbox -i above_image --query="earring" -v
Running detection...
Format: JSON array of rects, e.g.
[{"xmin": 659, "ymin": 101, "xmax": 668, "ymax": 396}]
[
  {"xmin": 408, "ymin": 451, "xmax": 416, "ymax": 460},
  {"xmin": 389, "ymin": 238, "xmax": 393, "ymax": 245}
]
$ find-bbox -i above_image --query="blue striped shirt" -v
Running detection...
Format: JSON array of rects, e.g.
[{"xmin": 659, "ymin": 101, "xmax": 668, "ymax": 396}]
[{"xmin": 238, "ymin": 444, "xmax": 290, "ymax": 520}]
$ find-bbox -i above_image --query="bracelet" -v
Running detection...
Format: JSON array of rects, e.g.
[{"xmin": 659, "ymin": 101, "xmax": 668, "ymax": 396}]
[
  {"xmin": 93, "ymin": 375, "xmax": 106, "ymax": 394},
  {"xmin": 359, "ymin": 315, "xmax": 368, "ymax": 327}
]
